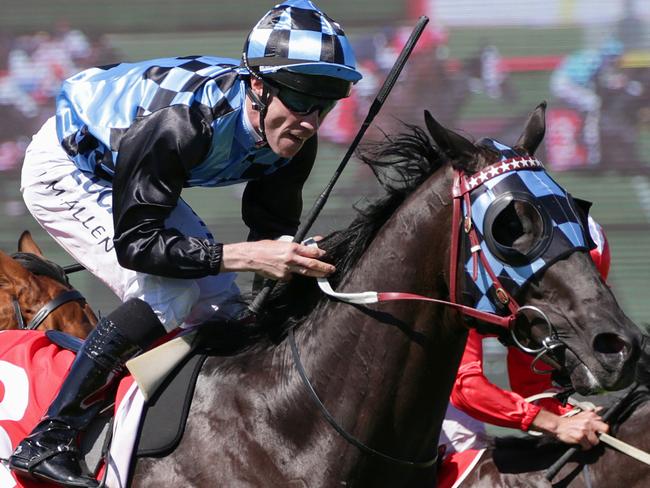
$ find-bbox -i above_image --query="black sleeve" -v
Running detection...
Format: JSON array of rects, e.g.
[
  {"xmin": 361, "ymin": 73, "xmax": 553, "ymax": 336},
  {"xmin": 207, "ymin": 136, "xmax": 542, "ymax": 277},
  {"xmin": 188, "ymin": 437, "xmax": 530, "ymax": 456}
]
[
  {"xmin": 241, "ymin": 135, "xmax": 317, "ymax": 241},
  {"xmin": 112, "ymin": 104, "xmax": 223, "ymax": 278}
]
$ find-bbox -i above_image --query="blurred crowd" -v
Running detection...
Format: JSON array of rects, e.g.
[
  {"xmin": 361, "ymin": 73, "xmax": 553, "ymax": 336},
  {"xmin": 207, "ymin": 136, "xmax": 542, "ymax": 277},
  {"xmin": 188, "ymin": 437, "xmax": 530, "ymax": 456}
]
[
  {"xmin": 320, "ymin": 23, "xmax": 515, "ymax": 145},
  {"xmin": 0, "ymin": 21, "xmax": 648, "ymax": 174},
  {"xmin": 0, "ymin": 24, "xmax": 118, "ymax": 171}
]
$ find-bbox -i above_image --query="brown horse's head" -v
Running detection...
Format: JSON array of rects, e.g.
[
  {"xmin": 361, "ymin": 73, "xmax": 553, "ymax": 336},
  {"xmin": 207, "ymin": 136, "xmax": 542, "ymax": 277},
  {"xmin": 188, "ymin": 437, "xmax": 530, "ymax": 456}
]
[
  {"xmin": 0, "ymin": 231, "xmax": 96, "ymax": 339},
  {"xmin": 425, "ymin": 102, "xmax": 642, "ymax": 394}
]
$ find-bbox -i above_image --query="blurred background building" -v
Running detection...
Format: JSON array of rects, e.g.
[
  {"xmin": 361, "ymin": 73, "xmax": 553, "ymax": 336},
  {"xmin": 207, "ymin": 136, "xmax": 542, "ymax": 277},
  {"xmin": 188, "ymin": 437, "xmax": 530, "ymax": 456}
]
[{"xmin": 1, "ymin": 0, "xmax": 649, "ymax": 406}]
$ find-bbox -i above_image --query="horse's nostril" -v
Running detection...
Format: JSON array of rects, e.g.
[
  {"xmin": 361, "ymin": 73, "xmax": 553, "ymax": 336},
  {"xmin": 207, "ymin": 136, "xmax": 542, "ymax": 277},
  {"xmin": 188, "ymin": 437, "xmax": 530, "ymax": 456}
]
[{"xmin": 593, "ymin": 333, "xmax": 628, "ymax": 355}]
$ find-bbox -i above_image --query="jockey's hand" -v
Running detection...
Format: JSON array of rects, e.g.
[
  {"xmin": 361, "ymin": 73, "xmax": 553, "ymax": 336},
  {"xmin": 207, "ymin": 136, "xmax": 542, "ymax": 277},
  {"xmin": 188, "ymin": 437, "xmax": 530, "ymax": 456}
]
[
  {"xmin": 221, "ymin": 240, "xmax": 335, "ymax": 281},
  {"xmin": 531, "ymin": 408, "xmax": 609, "ymax": 450}
]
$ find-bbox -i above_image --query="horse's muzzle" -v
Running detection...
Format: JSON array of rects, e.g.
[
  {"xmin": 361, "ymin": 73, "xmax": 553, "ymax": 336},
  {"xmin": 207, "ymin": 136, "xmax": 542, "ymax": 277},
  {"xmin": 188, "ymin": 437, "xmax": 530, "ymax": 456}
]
[
  {"xmin": 592, "ymin": 330, "xmax": 641, "ymax": 381},
  {"xmin": 564, "ymin": 326, "xmax": 641, "ymax": 394}
]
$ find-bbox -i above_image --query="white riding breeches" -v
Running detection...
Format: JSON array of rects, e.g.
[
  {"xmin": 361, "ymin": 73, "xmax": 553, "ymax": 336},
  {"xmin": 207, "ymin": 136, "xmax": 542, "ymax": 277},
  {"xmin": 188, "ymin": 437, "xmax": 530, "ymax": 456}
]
[
  {"xmin": 439, "ymin": 404, "xmax": 488, "ymax": 454},
  {"xmin": 549, "ymin": 74, "xmax": 601, "ymax": 114},
  {"xmin": 21, "ymin": 117, "xmax": 240, "ymax": 332}
]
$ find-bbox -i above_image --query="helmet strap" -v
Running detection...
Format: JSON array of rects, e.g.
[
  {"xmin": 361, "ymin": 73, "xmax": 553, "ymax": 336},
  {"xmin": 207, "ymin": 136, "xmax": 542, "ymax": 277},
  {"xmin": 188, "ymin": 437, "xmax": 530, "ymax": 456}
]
[
  {"xmin": 245, "ymin": 79, "xmax": 271, "ymax": 145},
  {"xmin": 243, "ymin": 55, "xmax": 272, "ymax": 145}
]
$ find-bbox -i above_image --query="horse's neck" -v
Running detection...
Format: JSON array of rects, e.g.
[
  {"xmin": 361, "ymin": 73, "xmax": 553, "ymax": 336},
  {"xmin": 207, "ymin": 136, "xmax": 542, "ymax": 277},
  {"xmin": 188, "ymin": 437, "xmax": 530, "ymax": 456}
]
[
  {"xmin": 304, "ymin": 166, "xmax": 455, "ymax": 358},
  {"xmin": 293, "ymin": 167, "xmax": 467, "ymax": 472}
]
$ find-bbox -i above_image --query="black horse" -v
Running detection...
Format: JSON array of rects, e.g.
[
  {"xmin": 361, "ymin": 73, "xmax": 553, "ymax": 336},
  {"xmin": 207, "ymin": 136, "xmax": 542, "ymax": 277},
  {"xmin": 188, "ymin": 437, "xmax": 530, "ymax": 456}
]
[{"xmin": 129, "ymin": 104, "xmax": 641, "ymax": 487}]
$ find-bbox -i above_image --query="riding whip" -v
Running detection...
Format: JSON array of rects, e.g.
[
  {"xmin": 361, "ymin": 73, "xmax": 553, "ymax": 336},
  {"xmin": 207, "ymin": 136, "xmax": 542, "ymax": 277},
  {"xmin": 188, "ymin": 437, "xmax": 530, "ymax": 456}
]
[
  {"xmin": 63, "ymin": 263, "xmax": 86, "ymax": 274},
  {"xmin": 248, "ymin": 15, "xmax": 430, "ymax": 315},
  {"xmin": 545, "ymin": 382, "xmax": 639, "ymax": 481}
]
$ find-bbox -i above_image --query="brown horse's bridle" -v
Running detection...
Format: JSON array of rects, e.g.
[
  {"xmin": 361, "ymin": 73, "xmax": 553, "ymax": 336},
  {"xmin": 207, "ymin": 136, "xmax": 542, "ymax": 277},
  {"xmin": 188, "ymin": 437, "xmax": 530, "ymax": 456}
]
[
  {"xmin": 12, "ymin": 289, "xmax": 86, "ymax": 331},
  {"xmin": 9, "ymin": 253, "xmax": 88, "ymax": 331},
  {"xmin": 448, "ymin": 164, "xmax": 565, "ymax": 371}
]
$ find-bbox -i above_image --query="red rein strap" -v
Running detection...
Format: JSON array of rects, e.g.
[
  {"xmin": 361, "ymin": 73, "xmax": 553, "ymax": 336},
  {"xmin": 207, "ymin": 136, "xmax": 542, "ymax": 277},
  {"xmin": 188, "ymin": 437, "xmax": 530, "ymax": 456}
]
[
  {"xmin": 317, "ymin": 169, "xmax": 523, "ymax": 330},
  {"xmin": 376, "ymin": 292, "xmax": 514, "ymax": 329}
]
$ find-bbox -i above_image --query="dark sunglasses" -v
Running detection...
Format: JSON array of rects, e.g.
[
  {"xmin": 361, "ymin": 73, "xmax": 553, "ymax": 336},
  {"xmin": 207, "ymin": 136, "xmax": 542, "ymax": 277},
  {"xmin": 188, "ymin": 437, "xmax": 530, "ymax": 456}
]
[{"xmin": 265, "ymin": 82, "xmax": 338, "ymax": 117}]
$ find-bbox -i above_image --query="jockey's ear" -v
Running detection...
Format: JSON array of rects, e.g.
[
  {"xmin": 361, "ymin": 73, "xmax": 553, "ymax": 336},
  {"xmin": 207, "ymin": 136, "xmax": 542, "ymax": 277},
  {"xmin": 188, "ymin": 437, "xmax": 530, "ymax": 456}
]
[
  {"xmin": 18, "ymin": 231, "xmax": 44, "ymax": 257},
  {"xmin": 514, "ymin": 101, "xmax": 546, "ymax": 156},
  {"xmin": 424, "ymin": 110, "xmax": 475, "ymax": 160}
]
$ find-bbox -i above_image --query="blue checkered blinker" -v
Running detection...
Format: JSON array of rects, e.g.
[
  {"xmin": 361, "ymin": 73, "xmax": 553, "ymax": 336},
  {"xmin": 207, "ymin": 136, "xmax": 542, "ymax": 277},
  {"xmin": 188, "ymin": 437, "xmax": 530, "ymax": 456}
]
[
  {"xmin": 242, "ymin": 0, "xmax": 362, "ymax": 83},
  {"xmin": 459, "ymin": 143, "xmax": 591, "ymax": 315}
]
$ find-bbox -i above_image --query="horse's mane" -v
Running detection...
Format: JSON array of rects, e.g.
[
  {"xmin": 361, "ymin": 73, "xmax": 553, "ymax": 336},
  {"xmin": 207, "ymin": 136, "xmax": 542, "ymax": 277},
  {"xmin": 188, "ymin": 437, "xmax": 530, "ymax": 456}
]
[
  {"xmin": 252, "ymin": 123, "xmax": 484, "ymax": 345},
  {"xmin": 201, "ymin": 123, "xmax": 493, "ymax": 354},
  {"xmin": 11, "ymin": 252, "xmax": 71, "ymax": 287}
]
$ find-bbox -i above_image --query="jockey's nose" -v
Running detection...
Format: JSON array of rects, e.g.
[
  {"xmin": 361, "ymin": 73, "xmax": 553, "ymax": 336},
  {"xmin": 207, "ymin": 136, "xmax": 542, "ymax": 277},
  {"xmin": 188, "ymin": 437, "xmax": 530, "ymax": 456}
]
[{"xmin": 300, "ymin": 110, "xmax": 320, "ymax": 132}]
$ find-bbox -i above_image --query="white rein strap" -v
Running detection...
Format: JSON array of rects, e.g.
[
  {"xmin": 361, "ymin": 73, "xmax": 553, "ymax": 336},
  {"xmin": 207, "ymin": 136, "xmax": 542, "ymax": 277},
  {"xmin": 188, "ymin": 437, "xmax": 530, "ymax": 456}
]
[
  {"xmin": 316, "ymin": 277, "xmax": 379, "ymax": 304},
  {"xmin": 308, "ymin": 241, "xmax": 514, "ymax": 328},
  {"xmin": 525, "ymin": 392, "xmax": 650, "ymax": 466}
]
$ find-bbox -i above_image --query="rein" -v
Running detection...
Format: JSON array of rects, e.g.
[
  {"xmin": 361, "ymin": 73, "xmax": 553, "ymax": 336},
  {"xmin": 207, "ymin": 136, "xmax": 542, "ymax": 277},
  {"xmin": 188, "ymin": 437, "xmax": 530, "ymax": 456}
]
[
  {"xmin": 538, "ymin": 385, "xmax": 650, "ymax": 481},
  {"xmin": 288, "ymin": 328, "xmax": 438, "ymax": 468}
]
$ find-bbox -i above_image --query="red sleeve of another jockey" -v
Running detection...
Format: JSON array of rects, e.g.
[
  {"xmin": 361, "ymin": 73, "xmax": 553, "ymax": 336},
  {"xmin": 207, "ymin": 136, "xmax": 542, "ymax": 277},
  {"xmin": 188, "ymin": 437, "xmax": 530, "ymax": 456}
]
[{"xmin": 450, "ymin": 329, "xmax": 567, "ymax": 431}]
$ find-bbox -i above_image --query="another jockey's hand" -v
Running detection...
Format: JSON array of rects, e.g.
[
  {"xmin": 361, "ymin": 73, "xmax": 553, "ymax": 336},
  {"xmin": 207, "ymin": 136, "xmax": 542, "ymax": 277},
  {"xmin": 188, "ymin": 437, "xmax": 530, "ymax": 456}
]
[
  {"xmin": 531, "ymin": 408, "xmax": 609, "ymax": 450},
  {"xmin": 221, "ymin": 240, "xmax": 335, "ymax": 281}
]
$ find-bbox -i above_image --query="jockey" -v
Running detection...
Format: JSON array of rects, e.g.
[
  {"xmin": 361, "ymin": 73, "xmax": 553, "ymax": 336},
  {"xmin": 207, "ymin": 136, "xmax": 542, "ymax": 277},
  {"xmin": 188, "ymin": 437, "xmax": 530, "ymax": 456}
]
[
  {"xmin": 9, "ymin": 1, "xmax": 361, "ymax": 486},
  {"xmin": 441, "ymin": 216, "xmax": 612, "ymax": 453},
  {"xmin": 549, "ymin": 38, "xmax": 624, "ymax": 165}
]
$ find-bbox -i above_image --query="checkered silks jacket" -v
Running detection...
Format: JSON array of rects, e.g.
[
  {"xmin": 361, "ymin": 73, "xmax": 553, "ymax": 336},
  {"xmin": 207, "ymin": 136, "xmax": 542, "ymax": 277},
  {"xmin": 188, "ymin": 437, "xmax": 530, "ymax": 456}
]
[
  {"xmin": 56, "ymin": 56, "xmax": 290, "ymax": 187},
  {"xmin": 52, "ymin": 56, "xmax": 316, "ymax": 278}
]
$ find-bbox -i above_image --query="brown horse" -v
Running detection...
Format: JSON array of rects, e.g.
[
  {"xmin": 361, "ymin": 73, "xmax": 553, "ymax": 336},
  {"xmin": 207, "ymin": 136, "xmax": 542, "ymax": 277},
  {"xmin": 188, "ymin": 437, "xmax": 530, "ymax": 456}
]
[
  {"xmin": 127, "ymin": 105, "xmax": 642, "ymax": 487},
  {"xmin": 0, "ymin": 231, "xmax": 96, "ymax": 338}
]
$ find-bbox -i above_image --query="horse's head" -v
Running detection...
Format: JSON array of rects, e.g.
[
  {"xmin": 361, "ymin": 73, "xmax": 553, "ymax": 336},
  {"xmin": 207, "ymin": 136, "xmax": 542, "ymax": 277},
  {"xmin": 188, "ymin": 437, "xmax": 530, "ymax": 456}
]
[
  {"xmin": 0, "ymin": 232, "xmax": 96, "ymax": 338},
  {"xmin": 425, "ymin": 103, "xmax": 642, "ymax": 394}
]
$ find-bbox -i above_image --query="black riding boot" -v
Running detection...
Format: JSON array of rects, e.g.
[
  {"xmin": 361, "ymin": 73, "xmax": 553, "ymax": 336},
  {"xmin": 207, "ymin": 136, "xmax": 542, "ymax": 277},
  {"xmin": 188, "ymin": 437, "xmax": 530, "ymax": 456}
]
[{"xmin": 9, "ymin": 298, "xmax": 165, "ymax": 488}]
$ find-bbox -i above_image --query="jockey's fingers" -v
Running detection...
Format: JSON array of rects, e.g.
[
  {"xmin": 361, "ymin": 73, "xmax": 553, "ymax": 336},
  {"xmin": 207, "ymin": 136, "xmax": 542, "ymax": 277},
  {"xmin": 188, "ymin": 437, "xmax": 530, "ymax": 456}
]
[
  {"xmin": 585, "ymin": 429, "xmax": 600, "ymax": 447},
  {"xmin": 293, "ymin": 242, "xmax": 327, "ymax": 258},
  {"xmin": 290, "ymin": 257, "xmax": 336, "ymax": 277},
  {"xmin": 579, "ymin": 437, "xmax": 593, "ymax": 450},
  {"xmin": 592, "ymin": 419, "xmax": 609, "ymax": 434}
]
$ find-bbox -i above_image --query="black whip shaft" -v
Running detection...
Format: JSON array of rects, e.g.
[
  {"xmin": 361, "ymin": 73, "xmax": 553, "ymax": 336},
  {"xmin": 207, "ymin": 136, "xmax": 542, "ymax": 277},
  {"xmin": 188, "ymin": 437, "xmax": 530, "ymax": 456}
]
[
  {"xmin": 63, "ymin": 263, "xmax": 86, "ymax": 274},
  {"xmin": 249, "ymin": 15, "xmax": 429, "ymax": 314}
]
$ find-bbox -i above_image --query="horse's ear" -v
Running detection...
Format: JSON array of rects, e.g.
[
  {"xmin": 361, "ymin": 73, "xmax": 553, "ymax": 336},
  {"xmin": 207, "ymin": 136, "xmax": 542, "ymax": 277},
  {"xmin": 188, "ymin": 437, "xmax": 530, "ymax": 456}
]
[
  {"xmin": 18, "ymin": 231, "xmax": 44, "ymax": 257},
  {"xmin": 0, "ymin": 250, "xmax": 31, "ymax": 286},
  {"xmin": 424, "ymin": 110, "xmax": 475, "ymax": 159},
  {"xmin": 514, "ymin": 101, "xmax": 546, "ymax": 156}
]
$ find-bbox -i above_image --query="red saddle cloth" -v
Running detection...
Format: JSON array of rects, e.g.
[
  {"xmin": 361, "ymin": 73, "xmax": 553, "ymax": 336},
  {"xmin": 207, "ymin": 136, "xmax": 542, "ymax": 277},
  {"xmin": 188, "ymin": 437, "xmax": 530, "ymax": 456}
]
[
  {"xmin": 437, "ymin": 449, "xmax": 485, "ymax": 488},
  {"xmin": 0, "ymin": 330, "xmax": 140, "ymax": 488},
  {"xmin": 0, "ymin": 330, "xmax": 76, "ymax": 487}
]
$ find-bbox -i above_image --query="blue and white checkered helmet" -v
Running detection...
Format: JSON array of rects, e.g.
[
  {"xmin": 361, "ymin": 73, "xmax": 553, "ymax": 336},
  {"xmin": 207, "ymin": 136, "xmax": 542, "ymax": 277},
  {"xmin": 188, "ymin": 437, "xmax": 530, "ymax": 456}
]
[{"xmin": 243, "ymin": 0, "xmax": 362, "ymax": 98}]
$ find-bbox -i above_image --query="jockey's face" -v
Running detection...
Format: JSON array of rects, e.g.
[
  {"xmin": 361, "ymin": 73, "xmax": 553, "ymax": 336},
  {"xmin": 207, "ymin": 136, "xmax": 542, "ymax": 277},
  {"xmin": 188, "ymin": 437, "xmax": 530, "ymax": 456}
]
[{"xmin": 248, "ymin": 77, "xmax": 320, "ymax": 158}]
